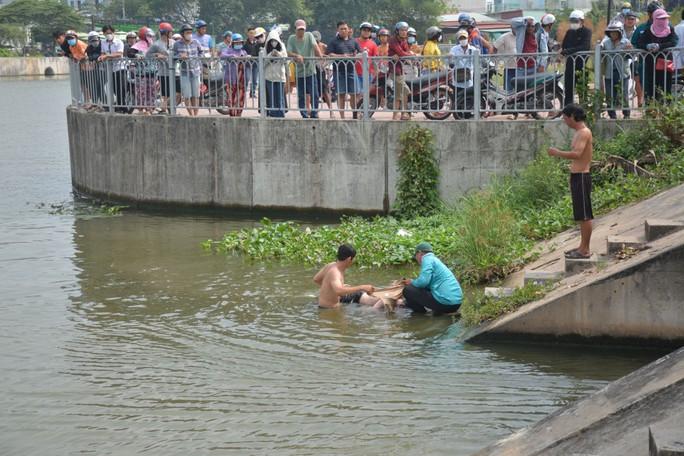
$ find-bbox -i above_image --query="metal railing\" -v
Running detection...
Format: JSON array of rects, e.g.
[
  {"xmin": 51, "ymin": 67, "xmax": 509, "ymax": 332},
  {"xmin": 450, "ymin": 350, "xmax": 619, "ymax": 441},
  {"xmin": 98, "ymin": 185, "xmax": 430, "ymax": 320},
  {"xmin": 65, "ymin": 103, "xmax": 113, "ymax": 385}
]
[{"xmin": 68, "ymin": 46, "xmax": 684, "ymax": 120}]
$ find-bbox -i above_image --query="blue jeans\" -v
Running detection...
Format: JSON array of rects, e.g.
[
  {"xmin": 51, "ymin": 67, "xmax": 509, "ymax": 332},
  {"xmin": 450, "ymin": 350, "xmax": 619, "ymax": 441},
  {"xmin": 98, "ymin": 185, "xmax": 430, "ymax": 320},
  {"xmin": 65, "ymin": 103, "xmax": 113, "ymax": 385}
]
[
  {"xmin": 265, "ymin": 80, "xmax": 285, "ymax": 118},
  {"xmin": 604, "ymin": 75, "xmax": 630, "ymax": 119},
  {"xmin": 248, "ymin": 63, "xmax": 258, "ymax": 97},
  {"xmin": 296, "ymin": 75, "xmax": 318, "ymax": 118},
  {"xmin": 504, "ymin": 68, "xmax": 517, "ymax": 92}
]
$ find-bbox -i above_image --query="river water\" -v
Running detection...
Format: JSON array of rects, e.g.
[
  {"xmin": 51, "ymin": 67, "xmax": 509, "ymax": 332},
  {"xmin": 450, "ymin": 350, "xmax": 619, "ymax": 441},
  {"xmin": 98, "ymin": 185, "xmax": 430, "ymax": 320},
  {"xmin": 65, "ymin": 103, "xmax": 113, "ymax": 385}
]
[{"xmin": 0, "ymin": 77, "xmax": 665, "ymax": 456}]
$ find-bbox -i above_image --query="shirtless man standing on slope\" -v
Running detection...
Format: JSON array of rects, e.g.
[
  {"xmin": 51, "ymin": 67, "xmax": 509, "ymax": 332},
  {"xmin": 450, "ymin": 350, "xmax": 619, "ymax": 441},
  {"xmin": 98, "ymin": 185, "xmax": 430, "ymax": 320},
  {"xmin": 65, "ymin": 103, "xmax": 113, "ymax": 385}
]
[
  {"xmin": 314, "ymin": 244, "xmax": 384, "ymax": 309},
  {"xmin": 548, "ymin": 103, "xmax": 594, "ymax": 259}
]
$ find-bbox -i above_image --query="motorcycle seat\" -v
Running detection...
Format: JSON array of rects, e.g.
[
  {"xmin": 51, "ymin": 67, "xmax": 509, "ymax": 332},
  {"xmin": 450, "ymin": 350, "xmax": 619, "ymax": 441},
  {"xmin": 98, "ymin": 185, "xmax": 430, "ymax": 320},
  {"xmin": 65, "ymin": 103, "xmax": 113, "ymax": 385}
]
[
  {"xmin": 508, "ymin": 71, "xmax": 558, "ymax": 92},
  {"xmin": 404, "ymin": 70, "xmax": 449, "ymax": 88}
]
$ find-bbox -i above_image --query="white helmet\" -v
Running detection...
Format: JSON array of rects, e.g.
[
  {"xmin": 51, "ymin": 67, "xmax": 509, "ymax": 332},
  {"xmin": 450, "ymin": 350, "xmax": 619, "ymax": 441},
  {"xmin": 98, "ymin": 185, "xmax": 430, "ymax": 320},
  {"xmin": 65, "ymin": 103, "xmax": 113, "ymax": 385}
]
[
  {"xmin": 541, "ymin": 13, "xmax": 556, "ymax": 25},
  {"xmin": 569, "ymin": 10, "xmax": 585, "ymax": 20}
]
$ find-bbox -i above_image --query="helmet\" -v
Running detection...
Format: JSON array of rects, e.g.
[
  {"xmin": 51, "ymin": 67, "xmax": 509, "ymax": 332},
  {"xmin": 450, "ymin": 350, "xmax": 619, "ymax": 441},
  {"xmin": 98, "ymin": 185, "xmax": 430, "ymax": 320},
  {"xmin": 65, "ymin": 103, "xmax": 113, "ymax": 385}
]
[
  {"xmin": 426, "ymin": 26, "xmax": 442, "ymax": 40},
  {"xmin": 605, "ymin": 20, "xmax": 624, "ymax": 35},
  {"xmin": 569, "ymin": 10, "xmax": 585, "ymax": 21},
  {"xmin": 394, "ymin": 21, "xmax": 409, "ymax": 32},
  {"xmin": 458, "ymin": 13, "xmax": 473, "ymax": 26},
  {"xmin": 138, "ymin": 27, "xmax": 152, "ymax": 40},
  {"xmin": 541, "ymin": 14, "xmax": 556, "ymax": 25}
]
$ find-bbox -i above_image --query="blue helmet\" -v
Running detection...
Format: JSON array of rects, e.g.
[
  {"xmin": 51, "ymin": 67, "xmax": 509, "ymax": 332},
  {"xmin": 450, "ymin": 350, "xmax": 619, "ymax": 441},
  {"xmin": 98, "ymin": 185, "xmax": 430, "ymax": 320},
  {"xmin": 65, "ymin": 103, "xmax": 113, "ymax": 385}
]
[
  {"xmin": 394, "ymin": 21, "xmax": 409, "ymax": 32},
  {"xmin": 195, "ymin": 19, "xmax": 207, "ymax": 29},
  {"xmin": 223, "ymin": 30, "xmax": 233, "ymax": 38},
  {"xmin": 458, "ymin": 13, "xmax": 473, "ymax": 25},
  {"xmin": 231, "ymin": 33, "xmax": 244, "ymax": 42}
]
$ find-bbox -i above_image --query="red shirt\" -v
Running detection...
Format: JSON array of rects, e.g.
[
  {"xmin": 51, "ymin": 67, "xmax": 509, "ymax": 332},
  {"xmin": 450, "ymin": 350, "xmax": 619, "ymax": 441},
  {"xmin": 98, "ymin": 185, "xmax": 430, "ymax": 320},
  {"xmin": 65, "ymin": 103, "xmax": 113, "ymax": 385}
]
[
  {"xmin": 355, "ymin": 37, "xmax": 378, "ymax": 76},
  {"xmin": 388, "ymin": 36, "xmax": 411, "ymax": 75},
  {"xmin": 519, "ymin": 31, "xmax": 537, "ymax": 68}
]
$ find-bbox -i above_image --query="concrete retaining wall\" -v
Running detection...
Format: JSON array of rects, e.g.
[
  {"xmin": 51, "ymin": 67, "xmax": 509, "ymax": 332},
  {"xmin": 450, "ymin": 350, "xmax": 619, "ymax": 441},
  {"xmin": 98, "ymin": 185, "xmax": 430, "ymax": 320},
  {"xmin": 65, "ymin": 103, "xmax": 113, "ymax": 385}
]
[
  {"xmin": 67, "ymin": 108, "xmax": 639, "ymax": 213},
  {"xmin": 0, "ymin": 57, "xmax": 70, "ymax": 77}
]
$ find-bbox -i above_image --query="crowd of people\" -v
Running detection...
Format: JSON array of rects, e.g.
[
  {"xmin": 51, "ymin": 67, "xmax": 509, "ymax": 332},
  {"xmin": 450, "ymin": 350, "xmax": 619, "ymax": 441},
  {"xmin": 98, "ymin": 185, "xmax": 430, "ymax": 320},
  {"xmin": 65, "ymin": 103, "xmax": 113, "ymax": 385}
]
[{"xmin": 56, "ymin": 0, "xmax": 683, "ymax": 120}]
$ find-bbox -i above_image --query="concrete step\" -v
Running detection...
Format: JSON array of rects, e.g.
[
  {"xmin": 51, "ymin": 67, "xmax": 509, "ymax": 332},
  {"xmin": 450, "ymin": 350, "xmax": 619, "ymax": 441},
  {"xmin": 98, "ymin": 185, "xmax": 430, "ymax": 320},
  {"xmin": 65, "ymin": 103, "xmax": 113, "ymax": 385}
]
[
  {"xmin": 645, "ymin": 219, "xmax": 684, "ymax": 242},
  {"xmin": 606, "ymin": 235, "xmax": 645, "ymax": 255},
  {"xmin": 523, "ymin": 270, "xmax": 564, "ymax": 286},
  {"xmin": 484, "ymin": 287, "xmax": 515, "ymax": 298},
  {"xmin": 649, "ymin": 420, "xmax": 684, "ymax": 456},
  {"xmin": 564, "ymin": 254, "xmax": 601, "ymax": 274}
]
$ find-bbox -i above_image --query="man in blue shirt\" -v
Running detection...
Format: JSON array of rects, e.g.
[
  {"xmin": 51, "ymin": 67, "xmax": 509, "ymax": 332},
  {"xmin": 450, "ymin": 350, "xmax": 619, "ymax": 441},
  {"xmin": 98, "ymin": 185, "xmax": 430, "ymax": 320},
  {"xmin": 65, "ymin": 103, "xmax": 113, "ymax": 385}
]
[
  {"xmin": 401, "ymin": 242, "xmax": 463, "ymax": 314},
  {"xmin": 327, "ymin": 21, "xmax": 361, "ymax": 119}
]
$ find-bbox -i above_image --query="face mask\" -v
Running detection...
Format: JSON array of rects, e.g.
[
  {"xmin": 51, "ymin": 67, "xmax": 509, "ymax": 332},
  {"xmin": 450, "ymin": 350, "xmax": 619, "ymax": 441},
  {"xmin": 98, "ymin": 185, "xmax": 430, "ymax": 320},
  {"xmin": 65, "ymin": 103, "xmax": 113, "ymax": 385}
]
[
  {"xmin": 105, "ymin": 34, "xmax": 114, "ymax": 41},
  {"xmin": 569, "ymin": 22, "xmax": 580, "ymax": 30},
  {"xmin": 459, "ymin": 38, "xmax": 468, "ymax": 46},
  {"xmin": 234, "ymin": 44, "xmax": 243, "ymax": 50},
  {"xmin": 622, "ymin": 8, "xmax": 630, "ymax": 14},
  {"xmin": 184, "ymin": 33, "xmax": 192, "ymax": 40},
  {"xmin": 67, "ymin": 39, "xmax": 76, "ymax": 46},
  {"xmin": 408, "ymin": 37, "xmax": 416, "ymax": 44}
]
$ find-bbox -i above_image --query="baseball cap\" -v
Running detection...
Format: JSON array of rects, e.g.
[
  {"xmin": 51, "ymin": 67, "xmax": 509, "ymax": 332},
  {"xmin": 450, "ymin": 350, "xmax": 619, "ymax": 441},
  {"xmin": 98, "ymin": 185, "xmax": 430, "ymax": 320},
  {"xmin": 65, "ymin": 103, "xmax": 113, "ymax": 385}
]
[
  {"xmin": 295, "ymin": 19, "xmax": 307, "ymax": 31},
  {"xmin": 414, "ymin": 242, "xmax": 433, "ymax": 256},
  {"xmin": 652, "ymin": 8, "xmax": 670, "ymax": 19}
]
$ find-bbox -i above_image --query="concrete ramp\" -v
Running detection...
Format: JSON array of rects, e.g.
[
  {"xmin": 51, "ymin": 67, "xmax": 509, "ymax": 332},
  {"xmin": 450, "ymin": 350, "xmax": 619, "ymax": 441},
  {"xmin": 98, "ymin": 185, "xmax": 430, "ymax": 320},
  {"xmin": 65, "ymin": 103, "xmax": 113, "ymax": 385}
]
[
  {"xmin": 471, "ymin": 346, "xmax": 684, "ymax": 456},
  {"xmin": 464, "ymin": 227, "xmax": 684, "ymax": 347},
  {"xmin": 462, "ymin": 184, "xmax": 684, "ymax": 348}
]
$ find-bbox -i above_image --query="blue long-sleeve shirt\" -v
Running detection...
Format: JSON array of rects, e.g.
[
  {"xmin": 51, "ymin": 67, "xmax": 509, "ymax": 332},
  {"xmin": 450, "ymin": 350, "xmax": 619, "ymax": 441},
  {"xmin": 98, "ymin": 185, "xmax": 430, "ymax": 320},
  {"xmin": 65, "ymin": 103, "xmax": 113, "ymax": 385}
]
[{"xmin": 412, "ymin": 253, "xmax": 463, "ymax": 305}]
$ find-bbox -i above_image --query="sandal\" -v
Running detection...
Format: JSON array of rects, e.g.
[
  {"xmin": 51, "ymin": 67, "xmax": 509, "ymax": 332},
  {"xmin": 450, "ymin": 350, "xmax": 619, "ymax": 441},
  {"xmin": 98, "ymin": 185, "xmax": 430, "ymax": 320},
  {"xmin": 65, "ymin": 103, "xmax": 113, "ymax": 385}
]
[{"xmin": 565, "ymin": 250, "xmax": 591, "ymax": 259}]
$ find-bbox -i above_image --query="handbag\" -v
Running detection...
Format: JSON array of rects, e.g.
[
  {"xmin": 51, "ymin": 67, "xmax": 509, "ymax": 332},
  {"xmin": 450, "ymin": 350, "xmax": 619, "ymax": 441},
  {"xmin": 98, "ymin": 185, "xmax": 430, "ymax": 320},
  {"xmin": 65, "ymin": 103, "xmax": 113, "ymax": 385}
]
[{"xmin": 655, "ymin": 57, "xmax": 674, "ymax": 73}]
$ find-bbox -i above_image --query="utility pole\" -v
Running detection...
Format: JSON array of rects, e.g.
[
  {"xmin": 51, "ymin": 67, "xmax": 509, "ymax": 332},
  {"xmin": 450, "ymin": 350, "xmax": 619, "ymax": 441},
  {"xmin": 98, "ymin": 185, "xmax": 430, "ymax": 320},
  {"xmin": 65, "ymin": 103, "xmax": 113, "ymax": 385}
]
[{"xmin": 606, "ymin": 0, "xmax": 613, "ymax": 25}]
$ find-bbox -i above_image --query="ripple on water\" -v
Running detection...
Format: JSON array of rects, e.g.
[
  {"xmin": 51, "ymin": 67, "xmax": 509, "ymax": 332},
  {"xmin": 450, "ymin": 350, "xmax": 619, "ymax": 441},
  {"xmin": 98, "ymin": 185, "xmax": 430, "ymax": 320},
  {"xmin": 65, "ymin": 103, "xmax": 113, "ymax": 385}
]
[{"xmin": 59, "ymin": 268, "xmax": 618, "ymax": 456}]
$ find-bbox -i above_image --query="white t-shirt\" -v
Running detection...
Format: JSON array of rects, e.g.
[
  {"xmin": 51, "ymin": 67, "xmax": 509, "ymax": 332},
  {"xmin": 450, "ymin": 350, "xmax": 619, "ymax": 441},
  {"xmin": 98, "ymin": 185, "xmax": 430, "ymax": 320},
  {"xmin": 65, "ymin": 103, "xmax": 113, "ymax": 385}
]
[
  {"xmin": 102, "ymin": 38, "xmax": 125, "ymax": 71},
  {"xmin": 493, "ymin": 32, "xmax": 517, "ymax": 69},
  {"xmin": 449, "ymin": 44, "xmax": 477, "ymax": 88}
]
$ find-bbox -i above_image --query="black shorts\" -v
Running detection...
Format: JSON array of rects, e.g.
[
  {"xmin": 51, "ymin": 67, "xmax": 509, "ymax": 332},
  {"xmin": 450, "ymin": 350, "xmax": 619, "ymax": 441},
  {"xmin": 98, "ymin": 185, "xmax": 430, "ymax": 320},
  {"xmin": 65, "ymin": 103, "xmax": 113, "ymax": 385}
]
[
  {"xmin": 570, "ymin": 172, "xmax": 593, "ymax": 221},
  {"xmin": 340, "ymin": 291, "xmax": 364, "ymax": 304},
  {"xmin": 157, "ymin": 75, "xmax": 169, "ymax": 97}
]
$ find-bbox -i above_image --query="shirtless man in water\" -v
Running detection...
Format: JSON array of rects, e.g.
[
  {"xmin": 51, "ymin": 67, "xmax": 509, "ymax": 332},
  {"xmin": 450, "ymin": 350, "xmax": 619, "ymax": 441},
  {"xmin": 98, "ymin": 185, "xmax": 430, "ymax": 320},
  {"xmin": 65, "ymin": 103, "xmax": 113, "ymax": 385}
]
[
  {"xmin": 314, "ymin": 244, "xmax": 384, "ymax": 309},
  {"xmin": 548, "ymin": 103, "xmax": 594, "ymax": 259}
]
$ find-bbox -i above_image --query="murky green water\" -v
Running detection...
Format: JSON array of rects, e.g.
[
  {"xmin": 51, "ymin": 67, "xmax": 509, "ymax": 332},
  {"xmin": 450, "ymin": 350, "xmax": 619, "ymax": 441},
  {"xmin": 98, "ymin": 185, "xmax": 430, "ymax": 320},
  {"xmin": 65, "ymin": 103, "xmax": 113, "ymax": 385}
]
[{"xmin": 0, "ymin": 77, "xmax": 665, "ymax": 456}]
